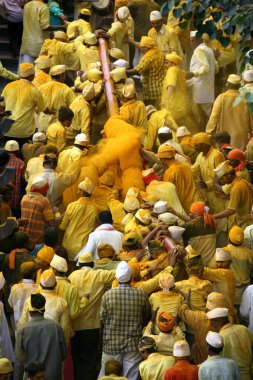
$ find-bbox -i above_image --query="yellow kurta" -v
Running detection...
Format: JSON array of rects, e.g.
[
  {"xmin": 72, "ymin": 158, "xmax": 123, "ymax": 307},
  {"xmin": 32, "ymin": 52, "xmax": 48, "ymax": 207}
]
[
  {"xmin": 91, "ymin": 185, "xmax": 114, "ymax": 211},
  {"xmin": 148, "ymin": 24, "xmax": 183, "ymax": 58},
  {"xmin": 66, "ymin": 19, "xmax": 91, "ymax": 39},
  {"xmin": 59, "ymin": 197, "xmax": 98, "ymax": 260},
  {"xmin": 74, "ymin": 36, "xmax": 100, "ymax": 72},
  {"xmin": 32, "ymin": 70, "xmax": 51, "ymax": 88},
  {"xmin": 228, "ymin": 177, "xmax": 253, "ymax": 229},
  {"xmin": 1, "ymin": 79, "xmax": 46, "ymax": 138},
  {"xmin": 69, "ymin": 95, "xmax": 92, "ymax": 140},
  {"xmin": 144, "ymin": 323, "xmax": 185, "ymax": 355},
  {"xmin": 46, "ymin": 120, "xmax": 67, "ymax": 152},
  {"xmin": 164, "ymin": 160, "xmax": 196, "ymax": 213},
  {"xmin": 206, "ymin": 89, "xmax": 252, "ymax": 150},
  {"xmin": 40, "ymin": 39, "xmax": 78, "ymax": 70},
  {"xmin": 25, "ymin": 154, "xmax": 44, "ymax": 181},
  {"xmin": 108, "ymin": 197, "xmax": 126, "ymax": 232},
  {"xmin": 119, "ymin": 99, "xmax": 147, "ymax": 130},
  {"xmin": 108, "ymin": 20, "xmax": 129, "ymax": 61},
  {"xmin": 139, "ymin": 353, "xmax": 175, "ymax": 380}
]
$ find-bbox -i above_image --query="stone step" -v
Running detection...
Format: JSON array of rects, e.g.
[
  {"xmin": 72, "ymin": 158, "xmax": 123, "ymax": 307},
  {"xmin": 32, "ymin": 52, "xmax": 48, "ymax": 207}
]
[
  {"xmin": 0, "ymin": 39, "xmax": 11, "ymax": 52},
  {"xmin": 0, "ymin": 24, "xmax": 8, "ymax": 39}
]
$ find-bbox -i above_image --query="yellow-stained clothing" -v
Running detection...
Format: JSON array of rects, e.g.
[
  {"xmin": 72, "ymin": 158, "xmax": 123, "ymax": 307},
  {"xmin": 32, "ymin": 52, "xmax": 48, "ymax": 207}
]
[
  {"xmin": 74, "ymin": 36, "xmax": 100, "ymax": 72},
  {"xmin": 59, "ymin": 197, "xmax": 98, "ymax": 261},
  {"xmin": 148, "ymin": 25, "xmax": 183, "ymax": 57},
  {"xmin": 119, "ymin": 99, "xmax": 147, "ymax": 130},
  {"xmin": 203, "ymin": 268, "xmax": 236, "ymax": 315},
  {"xmin": 57, "ymin": 146, "xmax": 84, "ymax": 184},
  {"xmin": 25, "ymin": 155, "xmax": 44, "ymax": 182},
  {"xmin": 40, "ymin": 39, "xmax": 78, "ymax": 70},
  {"xmin": 66, "ymin": 19, "xmax": 91, "ymax": 39},
  {"xmin": 180, "ymin": 136, "xmax": 198, "ymax": 164},
  {"xmin": 175, "ymin": 276, "xmax": 213, "ymax": 312},
  {"xmin": 108, "ymin": 197, "xmax": 127, "ymax": 232},
  {"xmin": 226, "ymin": 244, "xmax": 253, "ymax": 305},
  {"xmin": 149, "ymin": 290, "xmax": 184, "ymax": 317},
  {"xmin": 20, "ymin": 0, "xmax": 50, "ymax": 57},
  {"xmin": 38, "ymin": 80, "xmax": 76, "ymax": 131},
  {"xmin": 32, "ymin": 70, "xmax": 51, "ymax": 88},
  {"xmin": 228, "ymin": 177, "xmax": 253, "ymax": 229},
  {"xmin": 108, "ymin": 20, "xmax": 129, "ymax": 62},
  {"xmin": 0, "ymin": 60, "xmax": 18, "ymax": 81},
  {"xmin": 164, "ymin": 160, "xmax": 196, "ymax": 213},
  {"xmin": 161, "ymin": 65, "xmax": 186, "ymax": 121},
  {"xmin": 1, "ymin": 79, "xmax": 46, "ymax": 138},
  {"xmin": 68, "ymin": 95, "xmax": 92, "ymax": 140},
  {"xmin": 69, "ymin": 267, "xmax": 115, "ymax": 330},
  {"xmin": 144, "ymin": 323, "xmax": 185, "ymax": 355},
  {"xmin": 206, "ymin": 89, "xmax": 252, "ymax": 150},
  {"xmin": 237, "ymin": 168, "xmax": 251, "ymax": 182},
  {"xmin": 91, "ymin": 185, "xmax": 114, "ymax": 211},
  {"xmin": 132, "ymin": 266, "xmax": 173, "ymax": 295},
  {"xmin": 139, "ymin": 353, "xmax": 175, "ymax": 380},
  {"xmin": 55, "ymin": 276, "xmax": 89, "ymax": 320},
  {"xmin": 46, "ymin": 120, "xmax": 67, "ymax": 152}
]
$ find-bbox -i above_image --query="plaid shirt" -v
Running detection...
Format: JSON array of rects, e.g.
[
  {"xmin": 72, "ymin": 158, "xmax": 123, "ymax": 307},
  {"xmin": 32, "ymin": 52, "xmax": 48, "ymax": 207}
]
[
  {"xmin": 101, "ymin": 283, "xmax": 150, "ymax": 354},
  {"xmin": 6, "ymin": 154, "xmax": 25, "ymax": 209},
  {"xmin": 135, "ymin": 48, "xmax": 165, "ymax": 100}
]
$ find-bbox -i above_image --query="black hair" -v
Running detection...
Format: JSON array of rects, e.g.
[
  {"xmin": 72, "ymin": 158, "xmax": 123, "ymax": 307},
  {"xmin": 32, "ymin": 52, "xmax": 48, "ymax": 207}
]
[
  {"xmin": 78, "ymin": 13, "xmax": 90, "ymax": 21},
  {"xmin": 58, "ymin": 106, "xmax": 74, "ymax": 122},
  {"xmin": 99, "ymin": 210, "xmax": 113, "ymax": 224},
  {"xmin": 0, "ymin": 150, "xmax": 10, "ymax": 167},
  {"xmin": 13, "ymin": 232, "xmax": 29, "ymax": 248},
  {"xmin": 215, "ymin": 131, "xmax": 231, "ymax": 144},
  {"xmin": 207, "ymin": 343, "xmax": 223, "ymax": 355}
]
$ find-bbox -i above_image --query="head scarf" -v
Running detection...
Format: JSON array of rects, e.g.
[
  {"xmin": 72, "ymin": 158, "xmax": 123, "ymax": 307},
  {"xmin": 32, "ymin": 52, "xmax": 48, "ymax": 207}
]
[
  {"xmin": 190, "ymin": 202, "xmax": 216, "ymax": 229},
  {"xmin": 229, "ymin": 225, "xmax": 244, "ymax": 245},
  {"xmin": 157, "ymin": 312, "xmax": 175, "ymax": 332},
  {"xmin": 227, "ymin": 149, "xmax": 246, "ymax": 172}
]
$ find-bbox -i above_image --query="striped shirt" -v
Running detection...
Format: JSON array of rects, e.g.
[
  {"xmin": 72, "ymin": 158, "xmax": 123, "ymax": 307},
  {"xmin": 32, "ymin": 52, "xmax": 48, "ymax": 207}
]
[
  {"xmin": 21, "ymin": 192, "xmax": 54, "ymax": 248},
  {"xmin": 101, "ymin": 283, "xmax": 150, "ymax": 354},
  {"xmin": 6, "ymin": 154, "xmax": 25, "ymax": 209}
]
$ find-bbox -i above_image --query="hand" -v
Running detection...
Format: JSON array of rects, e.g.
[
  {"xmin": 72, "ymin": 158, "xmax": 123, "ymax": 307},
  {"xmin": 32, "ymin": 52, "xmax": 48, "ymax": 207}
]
[
  {"xmin": 18, "ymin": 218, "xmax": 28, "ymax": 227},
  {"xmin": 185, "ymin": 72, "xmax": 194, "ymax": 80},
  {"xmin": 198, "ymin": 180, "xmax": 207, "ymax": 189}
]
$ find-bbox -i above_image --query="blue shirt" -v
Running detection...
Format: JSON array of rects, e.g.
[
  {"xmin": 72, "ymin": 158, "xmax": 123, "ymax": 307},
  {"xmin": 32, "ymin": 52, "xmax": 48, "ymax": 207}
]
[{"xmin": 198, "ymin": 355, "xmax": 240, "ymax": 380}]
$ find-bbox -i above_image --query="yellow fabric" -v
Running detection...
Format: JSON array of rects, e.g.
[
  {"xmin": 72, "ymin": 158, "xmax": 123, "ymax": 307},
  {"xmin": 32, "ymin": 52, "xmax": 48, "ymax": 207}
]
[
  {"xmin": 91, "ymin": 185, "xmax": 114, "ymax": 211},
  {"xmin": 228, "ymin": 178, "xmax": 253, "ymax": 229},
  {"xmin": 0, "ymin": 60, "xmax": 18, "ymax": 81},
  {"xmin": 119, "ymin": 99, "xmax": 147, "ymax": 130},
  {"xmin": 229, "ymin": 226, "xmax": 244, "ymax": 245},
  {"xmin": 67, "ymin": 19, "xmax": 91, "ymax": 40},
  {"xmin": 68, "ymin": 95, "xmax": 92, "ymax": 140},
  {"xmin": 59, "ymin": 197, "xmax": 98, "ymax": 260},
  {"xmin": 46, "ymin": 121, "xmax": 67, "ymax": 152},
  {"xmin": 139, "ymin": 353, "xmax": 175, "ymax": 380},
  {"xmin": 108, "ymin": 197, "xmax": 126, "ymax": 232},
  {"xmin": 20, "ymin": 0, "xmax": 50, "ymax": 57},
  {"xmin": 144, "ymin": 323, "xmax": 185, "ymax": 355},
  {"xmin": 32, "ymin": 70, "xmax": 51, "ymax": 88},
  {"xmin": 175, "ymin": 276, "xmax": 213, "ymax": 311},
  {"xmin": 74, "ymin": 36, "xmax": 100, "ymax": 72},
  {"xmin": 206, "ymin": 89, "xmax": 252, "ymax": 150},
  {"xmin": 163, "ymin": 160, "xmax": 196, "ymax": 213},
  {"xmin": 1, "ymin": 80, "xmax": 46, "ymax": 138},
  {"xmin": 25, "ymin": 154, "xmax": 44, "ymax": 183},
  {"xmin": 8, "ymin": 282, "xmax": 39, "ymax": 324},
  {"xmin": 57, "ymin": 146, "xmax": 83, "ymax": 184},
  {"xmin": 39, "ymin": 39, "xmax": 78, "ymax": 70},
  {"xmin": 148, "ymin": 25, "xmax": 182, "ymax": 57},
  {"xmin": 108, "ymin": 20, "xmax": 129, "ymax": 61},
  {"xmin": 161, "ymin": 65, "xmax": 186, "ymax": 120}
]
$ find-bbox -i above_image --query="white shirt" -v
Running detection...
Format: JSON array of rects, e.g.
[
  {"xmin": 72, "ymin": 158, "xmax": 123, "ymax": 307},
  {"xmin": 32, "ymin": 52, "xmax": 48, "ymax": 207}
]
[
  {"xmin": 39, "ymin": 168, "xmax": 72, "ymax": 205},
  {"xmin": 240, "ymin": 284, "xmax": 253, "ymax": 332},
  {"xmin": 76, "ymin": 223, "xmax": 123, "ymax": 260}
]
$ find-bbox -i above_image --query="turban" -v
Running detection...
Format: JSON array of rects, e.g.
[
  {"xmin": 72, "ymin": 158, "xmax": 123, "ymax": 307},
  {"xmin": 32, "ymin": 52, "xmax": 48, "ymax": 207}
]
[
  {"xmin": 173, "ymin": 340, "xmax": 190, "ymax": 357},
  {"xmin": 28, "ymin": 293, "xmax": 46, "ymax": 313},
  {"xmin": 78, "ymin": 177, "xmax": 94, "ymax": 194},
  {"xmin": 19, "ymin": 63, "xmax": 35, "ymax": 78},
  {"xmin": 135, "ymin": 209, "xmax": 151, "ymax": 225},
  {"xmin": 150, "ymin": 10, "xmax": 162, "ymax": 21},
  {"xmin": 206, "ymin": 331, "xmax": 223, "ymax": 348},
  {"xmin": 84, "ymin": 32, "xmax": 97, "ymax": 45},
  {"xmin": 215, "ymin": 248, "xmax": 231, "ymax": 262},
  {"xmin": 33, "ymin": 132, "xmax": 46, "ymax": 142},
  {"xmin": 228, "ymin": 149, "xmax": 246, "ymax": 172},
  {"xmin": 190, "ymin": 201, "xmax": 216, "ymax": 229},
  {"xmin": 128, "ymin": 260, "xmax": 140, "ymax": 280},
  {"xmin": 227, "ymin": 74, "xmax": 241, "ymax": 85},
  {"xmin": 116, "ymin": 261, "xmax": 132, "ymax": 282},
  {"xmin": 4, "ymin": 140, "xmax": 19, "ymax": 152},
  {"xmin": 99, "ymin": 171, "xmax": 115, "ymax": 187},
  {"xmin": 122, "ymin": 83, "xmax": 136, "ymax": 99},
  {"xmin": 110, "ymin": 67, "xmax": 127, "ymax": 83},
  {"xmin": 78, "ymin": 253, "xmax": 93, "ymax": 264},
  {"xmin": 117, "ymin": 6, "xmax": 130, "ymax": 21},
  {"xmin": 229, "ymin": 225, "xmax": 244, "ymax": 245},
  {"xmin": 20, "ymin": 261, "xmax": 36, "ymax": 277},
  {"xmin": 87, "ymin": 68, "xmax": 103, "ymax": 82},
  {"xmin": 159, "ymin": 273, "xmax": 175, "ymax": 291},
  {"xmin": 97, "ymin": 244, "xmax": 115, "ymax": 258},
  {"xmin": 54, "ymin": 31, "xmax": 68, "ymax": 41},
  {"xmin": 109, "ymin": 48, "xmax": 125, "ymax": 59},
  {"xmin": 37, "ymin": 245, "xmax": 55, "ymax": 264},
  {"xmin": 157, "ymin": 312, "xmax": 175, "ymax": 332},
  {"xmin": 34, "ymin": 55, "xmax": 51, "ymax": 70},
  {"xmin": 206, "ymin": 292, "xmax": 225, "ymax": 311},
  {"xmin": 214, "ymin": 160, "xmax": 233, "ymax": 179},
  {"xmin": 50, "ymin": 254, "xmax": 68, "ymax": 273},
  {"xmin": 80, "ymin": 8, "xmax": 91, "ymax": 15},
  {"xmin": 50, "ymin": 65, "xmax": 66, "ymax": 76},
  {"xmin": 74, "ymin": 133, "xmax": 88, "ymax": 146},
  {"xmin": 140, "ymin": 36, "xmax": 155, "ymax": 49},
  {"xmin": 124, "ymin": 196, "xmax": 140, "ymax": 212},
  {"xmin": 157, "ymin": 145, "xmax": 176, "ymax": 159},
  {"xmin": 165, "ymin": 53, "xmax": 182, "ymax": 66},
  {"xmin": 193, "ymin": 132, "xmax": 211, "ymax": 145},
  {"xmin": 82, "ymin": 82, "xmax": 95, "ymax": 101},
  {"xmin": 40, "ymin": 268, "xmax": 56, "ymax": 287},
  {"xmin": 0, "ymin": 358, "xmax": 13, "ymax": 374},
  {"xmin": 176, "ymin": 126, "xmax": 191, "ymax": 137}
]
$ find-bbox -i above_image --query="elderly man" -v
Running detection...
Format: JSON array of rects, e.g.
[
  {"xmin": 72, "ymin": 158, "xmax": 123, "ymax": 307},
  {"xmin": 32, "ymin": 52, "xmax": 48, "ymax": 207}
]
[{"xmin": 206, "ymin": 74, "xmax": 252, "ymax": 150}]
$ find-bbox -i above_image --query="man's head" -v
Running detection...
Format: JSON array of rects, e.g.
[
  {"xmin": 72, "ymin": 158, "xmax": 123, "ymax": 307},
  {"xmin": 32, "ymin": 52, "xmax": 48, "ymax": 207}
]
[
  {"xmin": 40, "ymin": 268, "xmax": 56, "ymax": 290},
  {"xmin": 227, "ymin": 148, "xmax": 245, "ymax": 169},
  {"xmin": 135, "ymin": 209, "xmax": 151, "ymax": 226},
  {"xmin": 99, "ymin": 210, "xmax": 113, "ymax": 225},
  {"xmin": 97, "ymin": 244, "xmax": 116, "ymax": 260},
  {"xmin": 139, "ymin": 36, "xmax": 155, "ymax": 54},
  {"xmin": 117, "ymin": 6, "xmax": 130, "ymax": 22},
  {"xmin": 43, "ymin": 153, "xmax": 58, "ymax": 170},
  {"xmin": 78, "ymin": 253, "xmax": 94, "ymax": 268},
  {"xmin": 148, "ymin": 239, "xmax": 164, "ymax": 259},
  {"xmin": 228, "ymin": 225, "xmax": 244, "ymax": 246},
  {"xmin": 19, "ymin": 62, "xmax": 35, "ymax": 81},
  {"xmin": 0, "ymin": 151, "xmax": 10, "ymax": 173},
  {"xmin": 165, "ymin": 53, "xmax": 182, "ymax": 69},
  {"xmin": 30, "ymin": 176, "xmax": 49, "ymax": 196},
  {"xmin": 121, "ymin": 83, "xmax": 136, "ymax": 103},
  {"xmin": 53, "ymin": 31, "xmax": 69, "ymax": 43},
  {"xmin": 243, "ymin": 70, "xmax": 253, "ymax": 85},
  {"xmin": 13, "ymin": 231, "xmax": 29, "ymax": 249},
  {"xmin": 44, "ymin": 144, "xmax": 58, "ymax": 156},
  {"xmin": 43, "ymin": 226, "xmax": 59, "ymax": 248},
  {"xmin": 176, "ymin": 126, "xmax": 191, "ymax": 142},
  {"xmin": 192, "ymin": 133, "xmax": 212, "ymax": 155},
  {"xmin": 206, "ymin": 331, "xmax": 224, "ymax": 356},
  {"xmin": 78, "ymin": 177, "xmax": 94, "ymax": 197},
  {"xmin": 25, "ymin": 360, "xmax": 45, "ymax": 380},
  {"xmin": 49, "ymin": 65, "xmax": 66, "ymax": 83},
  {"xmin": 28, "ymin": 293, "xmax": 46, "ymax": 318},
  {"xmin": 190, "ymin": 31, "xmax": 203, "ymax": 50},
  {"xmin": 20, "ymin": 261, "xmax": 36, "ymax": 281},
  {"xmin": 215, "ymin": 248, "xmax": 232, "ymax": 269},
  {"xmin": 58, "ymin": 106, "xmax": 74, "ymax": 128},
  {"xmin": 150, "ymin": 10, "xmax": 163, "ymax": 31},
  {"xmin": 50, "ymin": 254, "xmax": 68, "ymax": 276},
  {"xmin": 36, "ymin": 246, "xmax": 55, "ymax": 270},
  {"xmin": 157, "ymin": 312, "xmax": 175, "ymax": 333},
  {"xmin": 34, "ymin": 55, "xmax": 51, "ymax": 74},
  {"xmin": 173, "ymin": 340, "xmax": 191, "ymax": 361},
  {"xmin": 122, "ymin": 231, "xmax": 140, "ymax": 251},
  {"xmin": 157, "ymin": 126, "xmax": 173, "ymax": 144},
  {"xmin": 123, "ymin": 195, "xmax": 140, "ymax": 214},
  {"xmin": 104, "ymin": 360, "xmax": 122, "ymax": 376},
  {"xmin": 226, "ymin": 74, "xmax": 241, "ymax": 90},
  {"xmin": 206, "ymin": 292, "xmax": 226, "ymax": 313},
  {"xmin": 214, "ymin": 160, "xmax": 235, "ymax": 185},
  {"xmin": 115, "ymin": 260, "xmax": 132, "ymax": 283},
  {"xmin": 157, "ymin": 145, "xmax": 176, "ymax": 167},
  {"xmin": 207, "ymin": 307, "xmax": 229, "ymax": 332},
  {"xmin": 78, "ymin": 8, "xmax": 91, "ymax": 21},
  {"xmin": 82, "ymin": 82, "xmax": 95, "ymax": 102},
  {"xmin": 4, "ymin": 140, "xmax": 20, "ymax": 155},
  {"xmin": 215, "ymin": 131, "xmax": 231, "ymax": 149},
  {"xmin": 74, "ymin": 133, "xmax": 89, "ymax": 150},
  {"xmin": 159, "ymin": 273, "xmax": 175, "ymax": 291},
  {"xmin": 0, "ymin": 358, "xmax": 13, "ymax": 380},
  {"xmin": 139, "ymin": 336, "xmax": 157, "ymax": 360},
  {"xmin": 33, "ymin": 132, "xmax": 47, "ymax": 145},
  {"xmin": 99, "ymin": 171, "xmax": 115, "ymax": 188}
]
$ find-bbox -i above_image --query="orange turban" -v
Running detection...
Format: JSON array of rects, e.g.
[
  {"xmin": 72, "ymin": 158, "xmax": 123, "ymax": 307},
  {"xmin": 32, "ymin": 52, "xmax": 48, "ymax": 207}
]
[
  {"xmin": 227, "ymin": 149, "xmax": 246, "ymax": 172},
  {"xmin": 37, "ymin": 246, "xmax": 55, "ymax": 264},
  {"xmin": 190, "ymin": 202, "xmax": 216, "ymax": 229},
  {"xmin": 229, "ymin": 226, "xmax": 244, "ymax": 245},
  {"xmin": 157, "ymin": 312, "xmax": 175, "ymax": 332}
]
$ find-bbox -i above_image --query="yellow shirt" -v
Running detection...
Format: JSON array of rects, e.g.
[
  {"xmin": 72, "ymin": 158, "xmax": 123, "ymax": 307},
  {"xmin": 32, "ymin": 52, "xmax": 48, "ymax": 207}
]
[
  {"xmin": 40, "ymin": 39, "xmax": 78, "ymax": 70},
  {"xmin": 148, "ymin": 24, "xmax": 183, "ymax": 57},
  {"xmin": 60, "ymin": 197, "xmax": 98, "ymax": 260},
  {"xmin": 228, "ymin": 177, "xmax": 253, "ymax": 228},
  {"xmin": 1, "ymin": 79, "xmax": 46, "ymax": 138},
  {"xmin": 57, "ymin": 146, "xmax": 83, "ymax": 184},
  {"xmin": 66, "ymin": 19, "xmax": 91, "ymax": 39},
  {"xmin": 161, "ymin": 65, "xmax": 186, "ymax": 120},
  {"xmin": 74, "ymin": 36, "xmax": 100, "ymax": 71},
  {"xmin": 119, "ymin": 99, "xmax": 147, "ymax": 130},
  {"xmin": 149, "ymin": 291, "xmax": 184, "ymax": 317},
  {"xmin": 25, "ymin": 154, "xmax": 44, "ymax": 182},
  {"xmin": 0, "ymin": 60, "xmax": 18, "ymax": 81},
  {"xmin": 91, "ymin": 185, "xmax": 114, "ymax": 211},
  {"xmin": 46, "ymin": 120, "xmax": 67, "ymax": 152},
  {"xmin": 108, "ymin": 20, "xmax": 129, "ymax": 61},
  {"xmin": 32, "ymin": 70, "xmax": 51, "ymax": 88},
  {"xmin": 139, "ymin": 353, "xmax": 175, "ymax": 380},
  {"xmin": 69, "ymin": 95, "xmax": 92, "ymax": 140},
  {"xmin": 20, "ymin": 0, "xmax": 50, "ymax": 57},
  {"xmin": 108, "ymin": 197, "xmax": 126, "ymax": 232}
]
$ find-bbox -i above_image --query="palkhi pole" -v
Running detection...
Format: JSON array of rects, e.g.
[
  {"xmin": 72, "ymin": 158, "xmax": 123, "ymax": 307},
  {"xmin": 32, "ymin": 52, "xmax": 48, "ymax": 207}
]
[{"xmin": 98, "ymin": 37, "xmax": 119, "ymax": 116}]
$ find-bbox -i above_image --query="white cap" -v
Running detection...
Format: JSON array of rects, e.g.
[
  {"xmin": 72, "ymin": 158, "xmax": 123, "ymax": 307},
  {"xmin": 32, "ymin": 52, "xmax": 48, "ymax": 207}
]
[
  {"xmin": 215, "ymin": 248, "xmax": 231, "ymax": 262},
  {"xmin": 244, "ymin": 224, "xmax": 253, "ymax": 241},
  {"xmin": 112, "ymin": 59, "xmax": 129, "ymax": 68},
  {"xmin": 40, "ymin": 268, "xmax": 56, "ymax": 288},
  {"xmin": 206, "ymin": 331, "xmax": 223, "ymax": 348},
  {"xmin": 31, "ymin": 176, "xmax": 48, "ymax": 188},
  {"xmin": 158, "ymin": 126, "xmax": 171, "ymax": 134},
  {"xmin": 206, "ymin": 307, "xmax": 229, "ymax": 319},
  {"xmin": 117, "ymin": 6, "xmax": 129, "ymax": 21},
  {"xmin": 116, "ymin": 261, "xmax": 132, "ymax": 283},
  {"xmin": 4, "ymin": 140, "xmax": 19, "ymax": 152},
  {"xmin": 150, "ymin": 10, "xmax": 162, "ymax": 21},
  {"xmin": 78, "ymin": 177, "xmax": 94, "ymax": 195},
  {"xmin": 50, "ymin": 254, "xmax": 68, "ymax": 273},
  {"xmin": 190, "ymin": 30, "xmax": 197, "ymax": 38},
  {"xmin": 214, "ymin": 161, "xmax": 233, "ymax": 179},
  {"xmin": 243, "ymin": 70, "xmax": 253, "ymax": 82},
  {"xmin": 33, "ymin": 132, "xmax": 47, "ymax": 143},
  {"xmin": 154, "ymin": 200, "xmax": 167, "ymax": 214},
  {"xmin": 168, "ymin": 226, "xmax": 185, "ymax": 243},
  {"xmin": 158, "ymin": 212, "xmax": 178, "ymax": 225},
  {"xmin": 74, "ymin": 133, "xmax": 88, "ymax": 146},
  {"xmin": 176, "ymin": 126, "xmax": 191, "ymax": 137},
  {"xmin": 173, "ymin": 340, "xmax": 190, "ymax": 357}
]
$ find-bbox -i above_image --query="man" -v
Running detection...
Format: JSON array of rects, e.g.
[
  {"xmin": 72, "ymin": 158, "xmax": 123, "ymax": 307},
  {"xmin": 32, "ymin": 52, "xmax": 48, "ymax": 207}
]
[
  {"xmin": 127, "ymin": 36, "xmax": 165, "ymax": 107},
  {"xmin": 38, "ymin": 64, "xmax": 76, "ymax": 132},
  {"xmin": 206, "ymin": 74, "xmax": 252, "ymax": 150},
  {"xmin": 22, "ymin": 132, "xmax": 47, "ymax": 165},
  {"xmin": 99, "ymin": 261, "xmax": 150, "ymax": 380},
  {"xmin": 60, "ymin": 177, "xmax": 98, "ymax": 262},
  {"xmin": 16, "ymin": 293, "xmax": 67, "ymax": 380},
  {"xmin": 227, "ymin": 149, "xmax": 250, "ymax": 181},
  {"xmin": 1, "ymin": 63, "xmax": 50, "ymax": 146},
  {"xmin": 119, "ymin": 83, "xmax": 147, "ymax": 130},
  {"xmin": 46, "ymin": 106, "xmax": 74, "ymax": 153},
  {"xmin": 158, "ymin": 145, "xmax": 196, "ymax": 213},
  {"xmin": 198, "ymin": 331, "xmax": 240, "ymax": 379},
  {"xmin": 186, "ymin": 31, "xmax": 217, "ymax": 119},
  {"xmin": 77, "ymin": 211, "xmax": 123, "ymax": 260},
  {"xmin": 69, "ymin": 252, "xmax": 116, "ymax": 380},
  {"xmin": 176, "ymin": 126, "xmax": 198, "ymax": 164},
  {"xmin": 213, "ymin": 160, "xmax": 253, "ymax": 229},
  {"xmin": 214, "ymin": 131, "xmax": 233, "ymax": 159},
  {"xmin": 164, "ymin": 340, "xmax": 198, "ymax": 380},
  {"xmin": 21, "ymin": 176, "xmax": 54, "ymax": 249},
  {"xmin": 74, "ymin": 31, "xmax": 99, "ymax": 72},
  {"xmin": 207, "ymin": 307, "xmax": 253, "ymax": 380},
  {"xmin": 157, "ymin": 126, "xmax": 184, "ymax": 154},
  {"xmin": 35, "ymin": 245, "xmax": 55, "ymax": 284},
  {"xmin": 0, "ymin": 358, "xmax": 13, "ymax": 380},
  {"xmin": 138, "ymin": 336, "xmax": 175, "ymax": 380},
  {"xmin": 67, "ymin": 8, "xmax": 92, "ymax": 40}
]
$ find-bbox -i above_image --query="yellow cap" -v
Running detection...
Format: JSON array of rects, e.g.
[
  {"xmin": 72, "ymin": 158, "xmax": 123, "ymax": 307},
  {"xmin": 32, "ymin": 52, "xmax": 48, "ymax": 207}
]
[
  {"xmin": 37, "ymin": 245, "xmax": 55, "ymax": 264},
  {"xmin": 19, "ymin": 63, "xmax": 35, "ymax": 78},
  {"xmin": 84, "ymin": 31, "xmax": 97, "ymax": 45},
  {"xmin": 122, "ymin": 83, "xmax": 135, "ymax": 99},
  {"xmin": 20, "ymin": 261, "xmax": 36, "ymax": 276},
  {"xmin": 227, "ymin": 74, "xmax": 241, "ymax": 85},
  {"xmin": 165, "ymin": 53, "xmax": 182, "ymax": 66},
  {"xmin": 157, "ymin": 145, "xmax": 176, "ymax": 159},
  {"xmin": 135, "ymin": 209, "xmax": 151, "ymax": 225},
  {"xmin": 124, "ymin": 195, "xmax": 140, "ymax": 212},
  {"xmin": 193, "ymin": 132, "xmax": 211, "ymax": 145},
  {"xmin": 140, "ymin": 36, "xmax": 155, "ymax": 49},
  {"xmin": 109, "ymin": 48, "xmax": 125, "ymax": 59},
  {"xmin": 87, "ymin": 68, "xmax": 103, "ymax": 82},
  {"xmin": 40, "ymin": 268, "xmax": 56, "ymax": 287},
  {"xmin": 229, "ymin": 225, "xmax": 244, "ymax": 245},
  {"xmin": 54, "ymin": 31, "xmax": 68, "ymax": 42},
  {"xmin": 78, "ymin": 177, "xmax": 94, "ymax": 194},
  {"xmin": 50, "ymin": 64, "xmax": 66, "ymax": 76},
  {"xmin": 206, "ymin": 292, "xmax": 225, "ymax": 310},
  {"xmin": 78, "ymin": 252, "xmax": 93, "ymax": 263},
  {"xmin": 214, "ymin": 160, "xmax": 233, "ymax": 179},
  {"xmin": 99, "ymin": 171, "xmax": 115, "ymax": 187},
  {"xmin": 0, "ymin": 358, "xmax": 13, "ymax": 375},
  {"xmin": 80, "ymin": 8, "xmax": 91, "ymax": 16},
  {"xmin": 110, "ymin": 67, "xmax": 127, "ymax": 83},
  {"xmin": 82, "ymin": 82, "xmax": 95, "ymax": 101},
  {"xmin": 97, "ymin": 243, "xmax": 115, "ymax": 258},
  {"xmin": 34, "ymin": 55, "xmax": 51, "ymax": 70}
]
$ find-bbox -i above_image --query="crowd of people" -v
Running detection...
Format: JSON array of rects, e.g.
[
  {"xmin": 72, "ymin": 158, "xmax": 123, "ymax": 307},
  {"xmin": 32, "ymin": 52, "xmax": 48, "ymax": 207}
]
[{"xmin": 0, "ymin": 0, "xmax": 253, "ymax": 379}]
